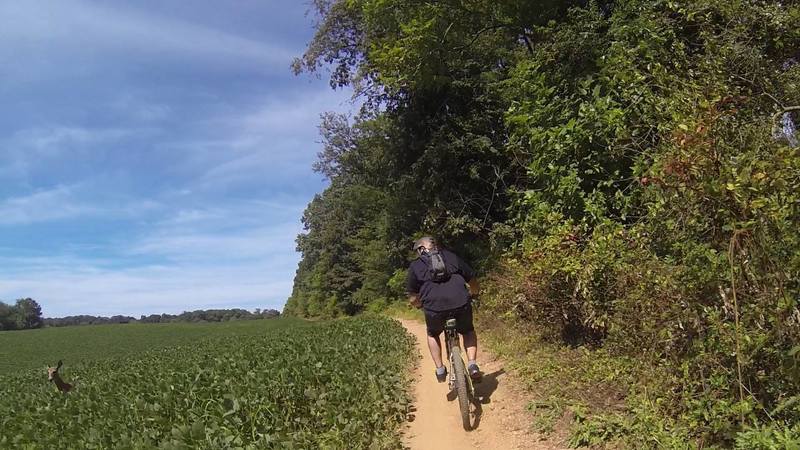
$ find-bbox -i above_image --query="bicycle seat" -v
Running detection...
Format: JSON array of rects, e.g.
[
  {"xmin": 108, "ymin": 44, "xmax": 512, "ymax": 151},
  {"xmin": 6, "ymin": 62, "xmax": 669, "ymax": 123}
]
[{"xmin": 445, "ymin": 318, "xmax": 457, "ymax": 329}]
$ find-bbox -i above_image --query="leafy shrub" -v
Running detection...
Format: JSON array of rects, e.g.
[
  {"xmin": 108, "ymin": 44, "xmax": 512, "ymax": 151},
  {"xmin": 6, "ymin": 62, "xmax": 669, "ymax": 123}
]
[
  {"xmin": 735, "ymin": 423, "xmax": 800, "ymax": 450},
  {"xmin": 484, "ymin": 0, "xmax": 800, "ymax": 445}
]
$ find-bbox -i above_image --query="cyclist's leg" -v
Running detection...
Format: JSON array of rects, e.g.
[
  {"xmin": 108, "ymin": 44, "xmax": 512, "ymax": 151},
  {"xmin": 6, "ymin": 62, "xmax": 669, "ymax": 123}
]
[
  {"xmin": 424, "ymin": 309, "xmax": 446, "ymax": 368},
  {"xmin": 463, "ymin": 330, "xmax": 477, "ymax": 362},
  {"xmin": 456, "ymin": 304, "xmax": 478, "ymax": 364},
  {"xmin": 427, "ymin": 334, "xmax": 444, "ymax": 368}
]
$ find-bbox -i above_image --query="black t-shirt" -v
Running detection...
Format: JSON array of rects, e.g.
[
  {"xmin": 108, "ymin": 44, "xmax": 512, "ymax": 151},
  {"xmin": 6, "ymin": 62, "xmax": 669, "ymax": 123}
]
[{"xmin": 406, "ymin": 249, "xmax": 475, "ymax": 312}]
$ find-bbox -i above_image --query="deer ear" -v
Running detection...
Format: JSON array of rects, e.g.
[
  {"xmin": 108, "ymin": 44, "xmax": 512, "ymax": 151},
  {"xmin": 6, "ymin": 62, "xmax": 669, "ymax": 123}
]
[{"xmin": 57, "ymin": 360, "xmax": 63, "ymax": 369}]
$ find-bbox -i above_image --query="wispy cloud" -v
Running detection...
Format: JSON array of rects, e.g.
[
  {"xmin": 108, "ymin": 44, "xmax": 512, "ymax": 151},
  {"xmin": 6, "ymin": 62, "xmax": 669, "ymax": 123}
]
[
  {"xmin": 0, "ymin": 0, "xmax": 297, "ymax": 79},
  {"xmin": 1, "ymin": 264, "xmax": 294, "ymax": 316},
  {"xmin": 0, "ymin": 125, "xmax": 155, "ymax": 184},
  {"xmin": 0, "ymin": 0, "xmax": 353, "ymax": 317},
  {"xmin": 189, "ymin": 87, "xmax": 354, "ymax": 191},
  {"xmin": 10, "ymin": 126, "xmax": 134, "ymax": 152},
  {"xmin": 142, "ymin": 197, "xmax": 302, "ymax": 245},
  {"xmin": 0, "ymin": 186, "xmax": 91, "ymax": 225},
  {"xmin": 111, "ymin": 94, "xmax": 172, "ymax": 122},
  {"xmin": 0, "ymin": 184, "xmax": 161, "ymax": 226},
  {"xmin": 0, "ymin": 197, "xmax": 305, "ymax": 315},
  {"xmin": 130, "ymin": 218, "xmax": 302, "ymax": 263}
]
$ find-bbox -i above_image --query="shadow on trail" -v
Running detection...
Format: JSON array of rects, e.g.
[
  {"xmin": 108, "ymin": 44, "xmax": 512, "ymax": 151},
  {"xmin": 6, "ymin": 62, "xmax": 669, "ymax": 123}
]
[
  {"xmin": 446, "ymin": 368, "xmax": 505, "ymax": 431},
  {"xmin": 474, "ymin": 368, "xmax": 504, "ymax": 404}
]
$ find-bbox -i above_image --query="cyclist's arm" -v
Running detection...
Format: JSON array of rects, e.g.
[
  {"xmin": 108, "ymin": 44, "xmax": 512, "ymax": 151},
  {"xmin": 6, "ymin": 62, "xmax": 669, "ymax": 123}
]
[
  {"xmin": 407, "ymin": 265, "xmax": 422, "ymax": 309},
  {"xmin": 455, "ymin": 253, "xmax": 479, "ymax": 297}
]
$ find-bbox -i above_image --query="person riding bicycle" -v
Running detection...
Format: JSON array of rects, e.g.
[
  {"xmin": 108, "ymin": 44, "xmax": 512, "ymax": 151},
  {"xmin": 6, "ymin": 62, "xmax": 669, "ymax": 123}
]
[{"xmin": 407, "ymin": 236, "xmax": 481, "ymax": 383}]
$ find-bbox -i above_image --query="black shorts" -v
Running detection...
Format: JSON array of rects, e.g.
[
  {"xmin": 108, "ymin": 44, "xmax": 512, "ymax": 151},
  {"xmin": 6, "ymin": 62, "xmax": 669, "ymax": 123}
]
[{"xmin": 424, "ymin": 303, "xmax": 474, "ymax": 337}]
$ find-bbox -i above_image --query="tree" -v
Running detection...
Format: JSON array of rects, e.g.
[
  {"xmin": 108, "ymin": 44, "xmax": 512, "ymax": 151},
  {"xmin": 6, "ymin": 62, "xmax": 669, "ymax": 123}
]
[
  {"xmin": 0, "ymin": 301, "xmax": 15, "ymax": 331},
  {"xmin": 14, "ymin": 298, "xmax": 43, "ymax": 329}
]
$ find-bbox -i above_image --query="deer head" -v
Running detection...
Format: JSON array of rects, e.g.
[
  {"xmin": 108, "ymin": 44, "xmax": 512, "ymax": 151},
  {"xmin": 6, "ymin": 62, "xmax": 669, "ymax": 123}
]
[
  {"xmin": 47, "ymin": 360, "xmax": 63, "ymax": 381},
  {"xmin": 47, "ymin": 360, "xmax": 73, "ymax": 392}
]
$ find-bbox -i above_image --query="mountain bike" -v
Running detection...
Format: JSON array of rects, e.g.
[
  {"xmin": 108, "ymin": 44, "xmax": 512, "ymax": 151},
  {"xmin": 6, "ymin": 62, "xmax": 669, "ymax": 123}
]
[{"xmin": 444, "ymin": 317, "xmax": 475, "ymax": 430}]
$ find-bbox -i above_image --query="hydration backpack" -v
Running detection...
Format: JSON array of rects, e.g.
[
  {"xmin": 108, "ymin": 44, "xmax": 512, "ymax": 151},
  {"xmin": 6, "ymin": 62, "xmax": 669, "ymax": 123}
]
[{"xmin": 421, "ymin": 249, "xmax": 451, "ymax": 282}]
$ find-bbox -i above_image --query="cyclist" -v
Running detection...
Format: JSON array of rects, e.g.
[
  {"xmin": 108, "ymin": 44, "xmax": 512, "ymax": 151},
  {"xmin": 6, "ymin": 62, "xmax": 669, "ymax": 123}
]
[{"xmin": 407, "ymin": 236, "xmax": 481, "ymax": 382}]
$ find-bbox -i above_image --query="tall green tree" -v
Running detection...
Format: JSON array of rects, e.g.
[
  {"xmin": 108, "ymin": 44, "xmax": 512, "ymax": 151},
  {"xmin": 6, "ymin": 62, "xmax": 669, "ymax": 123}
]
[
  {"xmin": 14, "ymin": 298, "xmax": 43, "ymax": 330},
  {"xmin": 0, "ymin": 301, "xmax": 15, "ymax": 331}
]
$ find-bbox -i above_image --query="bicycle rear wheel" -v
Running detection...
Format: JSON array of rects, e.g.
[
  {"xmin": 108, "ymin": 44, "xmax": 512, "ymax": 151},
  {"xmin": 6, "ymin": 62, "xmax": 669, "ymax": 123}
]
[{"xmin": 451, "ymin": 350, "xmax": 471, "ymax": 430}]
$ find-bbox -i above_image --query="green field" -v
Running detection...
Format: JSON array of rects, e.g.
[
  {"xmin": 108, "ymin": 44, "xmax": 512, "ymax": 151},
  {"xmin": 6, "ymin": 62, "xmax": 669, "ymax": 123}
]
[
  {"xmin": 0, "ymin": 317, "xmax": 414, "ymax": 448},
  {"xmin": 0, "ymin": 319, "xmax": 304, "ymax": 375}
]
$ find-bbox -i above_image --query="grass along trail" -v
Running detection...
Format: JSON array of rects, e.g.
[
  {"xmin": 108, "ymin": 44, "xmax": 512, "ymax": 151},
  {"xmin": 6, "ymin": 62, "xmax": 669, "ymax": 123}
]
[{"xmin": 399, "ymin": 319, "xmax": 563, "ymax": 450}]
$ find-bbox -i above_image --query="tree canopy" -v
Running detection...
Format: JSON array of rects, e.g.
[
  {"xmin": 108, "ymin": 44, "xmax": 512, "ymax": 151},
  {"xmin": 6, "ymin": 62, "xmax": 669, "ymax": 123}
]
[
  {"xmin": 0, "ymin": 298, "xmax": 44, "ymax": 331},
  {"xmin": 287, "ymin": 0, "xmax": 800, "ymax": 445}
]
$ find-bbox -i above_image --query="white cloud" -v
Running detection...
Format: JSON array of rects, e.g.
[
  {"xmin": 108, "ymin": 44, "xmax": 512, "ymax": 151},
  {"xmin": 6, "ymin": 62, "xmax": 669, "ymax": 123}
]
[
  {"xmin": 9, "ymin": 126, "xmax": 137, "ymax": 153},
  {"xmin": 0, "ymin": 263, "xmax": 294, "ymax": 316},
  {"xmin": 130, "ymin": 223, "xmax": 302, "ymax": 262},
  {"xmin": 0, "ymin": 184, "xmax": 161, "ymax": 225},
  {"xmin": 111, "ymin": 94, "xmax": 172, "ymax": 122},
  {"xmin": 0, "ymin": 185, "xmax": 94, "ymax": 225},
  {"xmin": 154, "ymin": 198, "xmax": 305, "ymax": 227},
  {"xmin": 0, "ymin": 0, "xmax": 297, "ymax": 80},
  {"xmin": 0, "ymin": 1, "xmax": 352, "ymax": 317},
  {"xmin": 0, "ymin": 125, "xmax": 155, "ymax": 183},
  {"xmin": 0, "ymin": 198, "xmax": 305, "ymax": 316},
  {"xmin": 128, "ymin": 197, "xmax": 304, "ymax": 260},
  {"xmin": 0, "ymin": 198, "xmax": 306, "ymax": 315},
  {"xmin": 188, "ymin": 87, "xmax": 355, "ymax": 190},
  {"xmin": 239, "ymin": 90, "xmax": 355, "ymax": 137}
]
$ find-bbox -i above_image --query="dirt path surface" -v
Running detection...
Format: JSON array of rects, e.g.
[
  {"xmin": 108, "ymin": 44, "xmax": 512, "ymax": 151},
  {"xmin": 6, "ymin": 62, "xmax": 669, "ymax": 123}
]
[{"xmin": 399, "ymin": 319, "xmax": 564, "ymax": 450}]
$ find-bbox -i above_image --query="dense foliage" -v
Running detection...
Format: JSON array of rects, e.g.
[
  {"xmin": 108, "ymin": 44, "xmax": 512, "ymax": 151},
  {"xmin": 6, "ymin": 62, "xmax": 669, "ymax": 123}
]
[
  {"xmin": 0, "ymin": 317, "xmax": 413, "ymax": 448},
  {"xmin": 0, "ymin": 298, "xmax": 43, "ymax": 331},
  {"xmin": 287, "ymin": 0, "xmax": 800, "ymax": 446}
]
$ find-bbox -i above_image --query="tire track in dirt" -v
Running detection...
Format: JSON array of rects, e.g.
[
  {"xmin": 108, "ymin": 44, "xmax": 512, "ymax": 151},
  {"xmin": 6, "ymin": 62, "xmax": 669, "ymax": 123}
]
[{"xmin": 399, "ymin": 319, "xmax": 564, "ymax": 450}]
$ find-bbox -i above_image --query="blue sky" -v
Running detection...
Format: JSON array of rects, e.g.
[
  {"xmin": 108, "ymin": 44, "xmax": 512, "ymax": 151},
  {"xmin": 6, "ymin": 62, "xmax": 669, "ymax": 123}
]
[{"xmin": 0, "ymin": 0, "xmax": 353, "ymax": 317}]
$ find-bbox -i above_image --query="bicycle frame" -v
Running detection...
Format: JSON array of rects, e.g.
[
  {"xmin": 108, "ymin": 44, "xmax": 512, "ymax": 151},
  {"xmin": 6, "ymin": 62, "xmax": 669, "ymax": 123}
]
[{"xmin": 444, "ymin": 318, "xmax": 475, "ymax": 398}]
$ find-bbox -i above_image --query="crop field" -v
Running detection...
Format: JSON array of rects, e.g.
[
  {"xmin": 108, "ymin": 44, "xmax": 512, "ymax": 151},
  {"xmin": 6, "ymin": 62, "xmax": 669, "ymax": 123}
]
[
  {"xmin": 0, "ymin": 317, "xmax": 415, "ymax": 448},
  {"xmin": 0, "ymin": 318, "xmax": 304, "ymax": 375}
]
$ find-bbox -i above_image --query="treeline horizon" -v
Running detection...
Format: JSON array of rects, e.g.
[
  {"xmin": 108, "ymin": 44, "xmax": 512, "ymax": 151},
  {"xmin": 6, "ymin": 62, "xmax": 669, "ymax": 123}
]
[
  {"xmin": 0, "ymin": 297, "xmax": 280, "ymax": 330},
  {"xmin": 45, "ymin": 308, "xmax": 281, "ymax": 327},
  {"xmin": 286, "ymin": 0, "xmax": 799, "ymax": 446}
]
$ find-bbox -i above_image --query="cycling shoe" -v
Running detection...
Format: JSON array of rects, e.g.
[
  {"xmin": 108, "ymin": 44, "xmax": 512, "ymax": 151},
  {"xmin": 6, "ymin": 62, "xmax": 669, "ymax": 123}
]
[
  {"xmin": 468, "ymin": 363, "xmax": 482, "ymax": 381},
  {"xmin": 435, "ymin": 367, "xmax": 447, "ymax": 383}
]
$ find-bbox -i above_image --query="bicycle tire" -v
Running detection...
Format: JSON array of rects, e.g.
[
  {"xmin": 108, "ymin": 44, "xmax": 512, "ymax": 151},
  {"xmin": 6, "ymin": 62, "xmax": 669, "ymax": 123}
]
[{"xmin": 451, "ymin": 350, "xmax": 471, "ymax": 431}]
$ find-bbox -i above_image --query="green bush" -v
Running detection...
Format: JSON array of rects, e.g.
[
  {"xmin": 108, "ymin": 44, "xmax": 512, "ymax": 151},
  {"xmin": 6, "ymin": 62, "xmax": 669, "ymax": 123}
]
[{"xmin": 480, "ymin": 0, "xmax": 800, "ymax": 445}]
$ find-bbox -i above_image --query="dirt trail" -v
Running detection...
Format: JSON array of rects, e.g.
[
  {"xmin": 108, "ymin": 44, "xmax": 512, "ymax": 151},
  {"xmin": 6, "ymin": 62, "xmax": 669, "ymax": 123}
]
[{"xmin": 399, "ymin": 319, "xmax": 564, "ymax": 450}]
